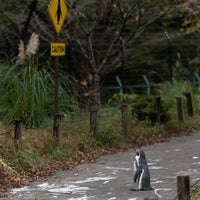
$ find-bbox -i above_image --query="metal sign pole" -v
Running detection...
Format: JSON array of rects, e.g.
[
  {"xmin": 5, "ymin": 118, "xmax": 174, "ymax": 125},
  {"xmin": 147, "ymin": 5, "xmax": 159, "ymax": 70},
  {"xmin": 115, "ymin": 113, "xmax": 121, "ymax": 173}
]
[
  {"xmin": 48, "ymin": 0, "xmax": 68, "ymax": 142},
  {"xmin": 53, "ymin": 34, "xmax": 61, "ymax": 141},
  {"xmin": 54, "ymin": 35, "xmax": 59, "ymax": 114}
]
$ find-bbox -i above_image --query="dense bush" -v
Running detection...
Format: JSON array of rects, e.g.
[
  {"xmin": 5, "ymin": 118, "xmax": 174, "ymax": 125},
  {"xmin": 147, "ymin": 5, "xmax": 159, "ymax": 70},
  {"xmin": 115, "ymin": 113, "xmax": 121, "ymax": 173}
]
[
  {"xmin": 0, "ymin": 63, "xmax": 77, "ymax": 127},
  {"xmin": 132, "ymin": 94, "xmax": 170, "ymax": 124}
]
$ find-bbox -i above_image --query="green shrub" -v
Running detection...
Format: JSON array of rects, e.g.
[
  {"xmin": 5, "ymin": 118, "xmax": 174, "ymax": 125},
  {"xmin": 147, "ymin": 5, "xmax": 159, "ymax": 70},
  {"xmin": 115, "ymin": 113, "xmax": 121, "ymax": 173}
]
[
  {"xmin": 95, "ymin": 127, "xmax": 124, "ymax": 148},
  {"xmin": 12, "ymin": 150, "xmax": 44, "ymax": 171},
  {"xmin": 191, "ymin": 194, "xmax": 200, "ymax": 200},
  {"xmin": 156, "ymin": 81, "xmax": 200, "ymax": 118},
  {"xmin": 0, "ymin": 64, "xmax": 77, "ymax": 127},
  {"xmin": 45, "ymin": 146, "xmax": 70, "ymax": 160},
  {"xmin": 132, "ymin": 94, "xmax": 170, "ymax": 124}
]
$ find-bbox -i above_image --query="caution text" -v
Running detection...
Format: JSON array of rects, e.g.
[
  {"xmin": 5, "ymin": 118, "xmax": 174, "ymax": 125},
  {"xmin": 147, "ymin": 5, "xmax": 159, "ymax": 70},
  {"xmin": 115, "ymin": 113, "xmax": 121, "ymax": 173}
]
[{"xmin": 51, "ymin": 43, "xmax": 66, "ymax": 56}]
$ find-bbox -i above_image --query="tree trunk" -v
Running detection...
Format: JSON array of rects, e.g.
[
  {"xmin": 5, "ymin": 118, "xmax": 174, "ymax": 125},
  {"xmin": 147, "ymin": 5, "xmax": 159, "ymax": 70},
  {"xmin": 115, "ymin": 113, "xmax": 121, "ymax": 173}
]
[
  {"xmin": 93, "ymin": 73, "xmax": 100, "ymax": 107},
  {"xmin": 177, "ymin": 176, "xmax": 190, "ymax": 200}
]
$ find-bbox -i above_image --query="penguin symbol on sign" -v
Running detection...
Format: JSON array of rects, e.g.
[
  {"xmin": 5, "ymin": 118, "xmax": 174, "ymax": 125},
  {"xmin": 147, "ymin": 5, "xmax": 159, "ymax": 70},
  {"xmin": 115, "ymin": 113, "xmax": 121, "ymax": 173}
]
[
  {"xmin": 56, "ymin": 0, "xmax": 62, "ymax": 24},
  {"xmin": 133, "ymin": 149, "xmax": 153, "ymax": 191}
]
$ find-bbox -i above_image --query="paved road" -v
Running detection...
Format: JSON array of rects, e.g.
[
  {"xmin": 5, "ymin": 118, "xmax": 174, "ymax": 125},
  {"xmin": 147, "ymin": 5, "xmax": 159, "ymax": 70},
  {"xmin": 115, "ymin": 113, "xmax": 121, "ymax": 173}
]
[{"xmin": 3, "ymin": 132, "xmax": 200, "ymax": 200}]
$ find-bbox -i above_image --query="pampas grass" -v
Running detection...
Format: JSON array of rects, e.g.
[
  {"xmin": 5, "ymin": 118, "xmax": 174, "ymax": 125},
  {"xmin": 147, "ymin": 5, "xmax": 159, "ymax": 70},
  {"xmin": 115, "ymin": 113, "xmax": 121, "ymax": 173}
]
[
  {"xmin": 26, "ymin": 33, "xmax": 39, "ymax": 57},
  {"xmin": 16, "ymin": 33, "xmax": 39, "ymax": 64},
  {"xmin": 17, "ymin": 40, "xmax": 25, "ymax": 64}
]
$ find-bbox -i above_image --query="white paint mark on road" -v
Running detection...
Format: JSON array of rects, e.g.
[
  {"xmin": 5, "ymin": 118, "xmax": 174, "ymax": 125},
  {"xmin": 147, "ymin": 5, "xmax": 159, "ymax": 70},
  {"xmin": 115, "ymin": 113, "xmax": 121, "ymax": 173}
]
[
  {"xmin": 149, "ymin": 166, "xmax": 165, "ymax": 170},
  {"xmin": 96, "ymin": 172, "xmax": 104, "ymax": 176},
  {"xmin": 193, "ymin": 156, "xmax": 199, "ymax": 159},
  {"xmin": 108, "ymin": 197, "xmax": 117, "ymax": 200},
  {"xmin": 103, "ymin": 181, "xmax": 110, "ymax": 184},
  {"xmin": 13, "ymin": 182, "xmax": 92, "ymax": 196},
  {"xmin": 149, "ymin": 159, "xmax": 161, "ymax": 162},
  {"xmin": 12, "ymin": 186, "xmax": 34, "ymax": 193},
  {"xmin": 106, "ymin": 166, "xmax": 131, "ymax": 171},
  {"xmin": 174, "ymin": 149, "xmax": 183, "ymax": 152},
  {"xmin": 48, "ymin": 186, "xmax": 90, "ymax": 194},
  {"xmin": 37, "ymin": 182, "xmax": 55, "ymax": 189},
  {"xmin": 193, "ymin": 162, "xmax": 200, "ymax": 165},
  {"xmin": 148, "ymin": 162, "xmax": 157, "ymax": 166},
  {"xmin": 151, "ymin": 180, "xmax": 164, "ymax": 184},
  {"xmin": 72, "ymin": 176, "xmax": 116, "ymax": 184},
  {"xmin": 154, "ymin": 188, "xmax": 172, "ymax": 198},
  {"xmin": 67, "ymin": 195, "xmax": 95, "ymax": 200}
]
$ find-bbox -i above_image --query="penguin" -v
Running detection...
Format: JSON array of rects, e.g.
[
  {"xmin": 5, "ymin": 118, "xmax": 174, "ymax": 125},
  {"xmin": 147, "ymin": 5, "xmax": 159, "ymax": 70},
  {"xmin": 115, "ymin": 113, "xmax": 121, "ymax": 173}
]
[{"xmin": 133, "ymin": 149, "xmax": 153, "ymax": 191}]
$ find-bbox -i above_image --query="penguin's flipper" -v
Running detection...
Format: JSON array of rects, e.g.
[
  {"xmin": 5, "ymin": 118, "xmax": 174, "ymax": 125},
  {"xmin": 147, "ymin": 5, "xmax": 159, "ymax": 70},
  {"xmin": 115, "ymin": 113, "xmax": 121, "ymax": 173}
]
[{"xmin": 133, "ymin": 166, "xmax": 142, "ymax": 183}]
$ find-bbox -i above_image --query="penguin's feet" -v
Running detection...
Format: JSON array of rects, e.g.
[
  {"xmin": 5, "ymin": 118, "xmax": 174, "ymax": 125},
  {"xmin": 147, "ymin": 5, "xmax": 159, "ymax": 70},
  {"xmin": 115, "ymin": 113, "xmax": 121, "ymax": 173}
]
[
  {"xmin": 142, "ymin": 187, "xmax": 154, "ymax": 191},
  {"xmin": 130, "ymin": 187, "xmax": 154, "ymax": 191},
  {"xmin": 130, "ymin": 188, "xmax": 141, "ymax": 191}
]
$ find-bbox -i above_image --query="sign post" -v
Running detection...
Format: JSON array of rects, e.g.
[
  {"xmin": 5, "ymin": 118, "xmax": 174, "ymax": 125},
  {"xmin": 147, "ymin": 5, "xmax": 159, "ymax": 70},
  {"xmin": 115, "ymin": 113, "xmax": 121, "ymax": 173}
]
[{"xmin": 48, "ymin": 0, "xmax": 68, "ymax": 140}]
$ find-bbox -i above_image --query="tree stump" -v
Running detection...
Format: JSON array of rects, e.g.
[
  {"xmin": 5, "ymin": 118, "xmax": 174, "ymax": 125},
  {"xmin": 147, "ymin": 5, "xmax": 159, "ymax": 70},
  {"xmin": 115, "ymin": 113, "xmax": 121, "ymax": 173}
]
[
  {"xmin": 53, "ymin": 113, "xmax": 61, "ymax": 143},
  {"xmin": 155, "ymin": 97, "xmax": 161, "ymax": 123},
  {"xmin": 177, "ymin": 176, "xmax": 190, "ymax": 200},
  {"xmin": 185, "ymin": 93, "xmax": 193, "ymax": 117},
  {"xmin": 176, "ymin": 97, "xmax": 184, "ymax": 122},
  {"xmin": 121, "ymin": 102, "xmax": 128, "ymax": 135},
  {"xmin": 14, "ymin": 119, "xmax": 22, "ymax": 149}
]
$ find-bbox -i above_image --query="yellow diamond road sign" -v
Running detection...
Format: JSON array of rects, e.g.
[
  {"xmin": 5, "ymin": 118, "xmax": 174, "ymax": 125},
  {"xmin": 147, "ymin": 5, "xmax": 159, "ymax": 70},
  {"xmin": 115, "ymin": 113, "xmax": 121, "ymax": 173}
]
[{"xmin": 48, "ymin": 0, "xmax": 68, "ymax": 35}]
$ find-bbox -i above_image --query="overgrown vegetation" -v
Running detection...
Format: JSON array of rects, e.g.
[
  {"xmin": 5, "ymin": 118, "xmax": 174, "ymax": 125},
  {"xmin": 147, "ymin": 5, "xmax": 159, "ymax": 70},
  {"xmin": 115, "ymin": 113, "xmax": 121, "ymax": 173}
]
[
  {"xmin": 1, "ymin": 80, "xmax": 200, "ymax": 160},
  {"xmin": 0, "ymin": 78, "xmax": 200, "ymax": 195}
]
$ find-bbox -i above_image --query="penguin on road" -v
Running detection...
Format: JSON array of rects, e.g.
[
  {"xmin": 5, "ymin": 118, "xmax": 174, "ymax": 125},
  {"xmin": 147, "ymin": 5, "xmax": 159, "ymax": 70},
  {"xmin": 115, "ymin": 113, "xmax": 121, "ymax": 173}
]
[{"xmin": 133, "ymin": 149, "xmax": 153, "ymax": 191}]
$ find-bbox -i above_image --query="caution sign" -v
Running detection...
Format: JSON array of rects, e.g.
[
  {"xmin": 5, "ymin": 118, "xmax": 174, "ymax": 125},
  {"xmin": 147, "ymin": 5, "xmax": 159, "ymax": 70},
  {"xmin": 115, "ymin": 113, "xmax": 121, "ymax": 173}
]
[{"xmin": 51, "ymin": 42, "xmax": 65, "ymax": 56}]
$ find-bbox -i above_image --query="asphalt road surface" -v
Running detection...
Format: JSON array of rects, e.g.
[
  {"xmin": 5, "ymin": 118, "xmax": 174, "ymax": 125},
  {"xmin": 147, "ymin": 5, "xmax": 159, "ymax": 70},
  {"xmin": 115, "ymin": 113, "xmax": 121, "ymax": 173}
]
[{"xmin": 2, "ymin": 132, "xmax": 200, "ymax": 200}]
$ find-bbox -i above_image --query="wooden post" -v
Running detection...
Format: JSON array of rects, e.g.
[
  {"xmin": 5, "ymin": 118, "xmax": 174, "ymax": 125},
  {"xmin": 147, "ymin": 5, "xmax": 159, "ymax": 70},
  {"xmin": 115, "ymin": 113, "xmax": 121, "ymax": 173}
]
[
  {"xmin": 14, "ymin": 119, "xmax": 22, "ymax": 140},
  {"xmin": 53, "ymin": 113, "xmax": 61, "ymax": 142},
  {"xmin": 14, "ymin": 119, "xmax": 22, "ymax": 148},
  {"xmin": 155, "ymin": 97, "xmax": 161, "ymax": 123},
  {"xmin": 185, "ymin": 93, "xmax": 193, "ymax": 117},
  {"xmin": 177, "ymin": 176, "xmax": 190, "ymax": 200},
  {"xmin": 176, "ymin": 97, "xmax": 184, "ymax": 122},
  {"xmin": 121, "ymin": 102, "xmax": 128, "ymax": 135}
]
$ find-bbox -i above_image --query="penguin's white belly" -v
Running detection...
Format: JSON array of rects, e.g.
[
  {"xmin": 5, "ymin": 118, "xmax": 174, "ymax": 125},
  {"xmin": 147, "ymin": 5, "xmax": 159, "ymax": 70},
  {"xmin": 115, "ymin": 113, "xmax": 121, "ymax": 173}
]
[{"xmin": 138, "ymin": 168, "xmax": 144, "ymax": 189}]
